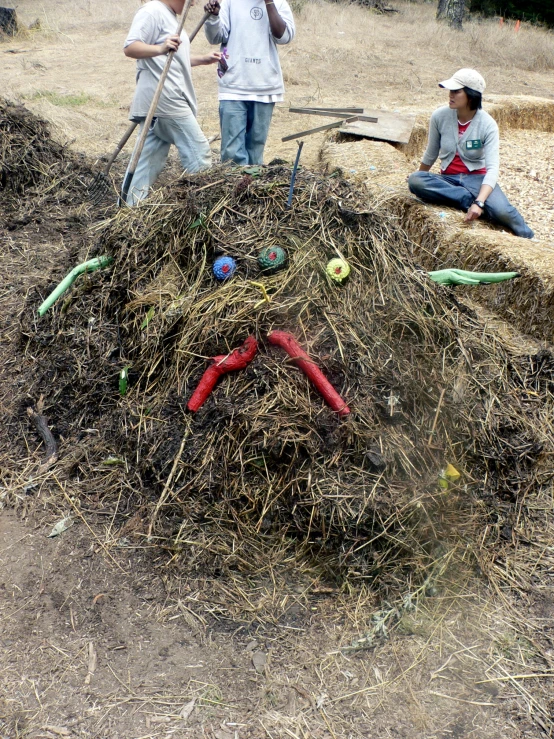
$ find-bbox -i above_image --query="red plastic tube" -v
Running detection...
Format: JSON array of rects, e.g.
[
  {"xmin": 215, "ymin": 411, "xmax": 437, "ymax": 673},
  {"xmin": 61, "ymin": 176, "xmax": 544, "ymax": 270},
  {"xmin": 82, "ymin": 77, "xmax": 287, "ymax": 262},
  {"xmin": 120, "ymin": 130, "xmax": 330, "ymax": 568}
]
[
  {"xmin": 267, "ymin": 330, "xmax": 350, "ymax": 416},
  {"xmin": 187, "ymin": 336, "xmax": 258, "ymax": 412}
]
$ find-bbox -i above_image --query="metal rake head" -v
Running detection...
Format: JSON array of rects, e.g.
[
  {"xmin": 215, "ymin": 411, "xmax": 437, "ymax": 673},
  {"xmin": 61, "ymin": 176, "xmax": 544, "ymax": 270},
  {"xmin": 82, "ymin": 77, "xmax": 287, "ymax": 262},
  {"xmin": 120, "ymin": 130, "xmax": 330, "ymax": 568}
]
[{"xmin": 87, "ymin": 171, "xmax": 113, "ymax": 205}]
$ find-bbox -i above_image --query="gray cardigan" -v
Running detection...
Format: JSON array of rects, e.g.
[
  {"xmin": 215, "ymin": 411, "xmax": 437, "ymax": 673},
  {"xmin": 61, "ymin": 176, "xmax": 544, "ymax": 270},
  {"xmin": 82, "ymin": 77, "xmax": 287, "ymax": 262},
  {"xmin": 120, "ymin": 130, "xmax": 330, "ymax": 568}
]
[{"xmin": 421, "ymin": 106, "xmax": 500, "ymax": 189}]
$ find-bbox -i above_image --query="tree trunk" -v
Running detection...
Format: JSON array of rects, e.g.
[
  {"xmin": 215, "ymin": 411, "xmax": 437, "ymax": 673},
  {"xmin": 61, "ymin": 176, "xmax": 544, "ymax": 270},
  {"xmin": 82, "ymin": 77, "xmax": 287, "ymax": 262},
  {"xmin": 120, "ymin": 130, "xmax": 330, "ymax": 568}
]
[
  {"xmin": 437, "ymin": 0, "xmax": 466, "ymax": 28},
  {"xmin": 436, "ymin": 0, "xmax": 448, "ymax": 20},
  {"xmin": 0, "ymin": 7, "xmax": 19, "ymax": 36},
  {"xmin": 447, "ymin": 0, "xmax": 465, "ymax": 28}
]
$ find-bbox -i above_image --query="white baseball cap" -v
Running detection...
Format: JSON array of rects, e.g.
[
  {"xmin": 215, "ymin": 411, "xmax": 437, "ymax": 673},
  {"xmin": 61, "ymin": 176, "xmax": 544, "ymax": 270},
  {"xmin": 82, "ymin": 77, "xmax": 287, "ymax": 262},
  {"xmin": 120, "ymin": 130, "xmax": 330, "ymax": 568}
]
[{"xmin": 439, "ymin": 68, "xmax": 486, "ymax": 93}]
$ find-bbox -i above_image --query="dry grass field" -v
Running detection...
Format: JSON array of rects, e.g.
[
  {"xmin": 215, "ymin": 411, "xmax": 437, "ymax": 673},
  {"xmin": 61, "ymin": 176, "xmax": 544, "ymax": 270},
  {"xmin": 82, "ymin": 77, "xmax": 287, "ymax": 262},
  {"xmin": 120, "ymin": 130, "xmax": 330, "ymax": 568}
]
[{"xmin": 1, "ymin": 2, "xmax": 554, "ymax": 738}]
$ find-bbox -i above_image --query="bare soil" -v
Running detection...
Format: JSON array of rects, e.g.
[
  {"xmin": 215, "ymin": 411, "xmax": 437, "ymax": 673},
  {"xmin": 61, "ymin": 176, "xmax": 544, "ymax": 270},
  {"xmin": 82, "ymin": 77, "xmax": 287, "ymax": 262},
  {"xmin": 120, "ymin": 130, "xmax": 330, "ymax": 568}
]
[
  {"xmin": 2, "ymin": 507, "xmax": 549, "ymax": 739},
  {"xmin": 1, "ymin": 2, "xmax": 554, "ymax": 737}
]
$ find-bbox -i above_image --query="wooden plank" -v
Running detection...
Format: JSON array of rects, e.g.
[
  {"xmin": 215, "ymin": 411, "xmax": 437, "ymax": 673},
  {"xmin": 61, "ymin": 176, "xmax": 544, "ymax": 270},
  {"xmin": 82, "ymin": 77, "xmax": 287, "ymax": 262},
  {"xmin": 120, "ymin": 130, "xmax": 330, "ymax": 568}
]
[
  {"xmin": 338, "ymin": 108, "xmax": 416, "ymax": 145},
  {"xmin": 282, "ymin": 117, "xmax": 358, "ymax": 142},
  {"xmin": 289, "ymin": 108, "xmax": 377, "ymax": 123},
  {"xmin": 289, "ymin": 107, "xmax": 364, "ymax": 115}
]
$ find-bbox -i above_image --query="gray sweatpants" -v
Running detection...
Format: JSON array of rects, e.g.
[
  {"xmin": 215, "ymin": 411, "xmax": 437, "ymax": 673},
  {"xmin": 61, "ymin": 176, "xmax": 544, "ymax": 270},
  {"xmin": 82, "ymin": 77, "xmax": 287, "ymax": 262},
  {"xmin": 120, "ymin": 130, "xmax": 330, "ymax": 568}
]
[{"xmin": 124, "ymin": 115, "xmax": 212, "ymax": 205}]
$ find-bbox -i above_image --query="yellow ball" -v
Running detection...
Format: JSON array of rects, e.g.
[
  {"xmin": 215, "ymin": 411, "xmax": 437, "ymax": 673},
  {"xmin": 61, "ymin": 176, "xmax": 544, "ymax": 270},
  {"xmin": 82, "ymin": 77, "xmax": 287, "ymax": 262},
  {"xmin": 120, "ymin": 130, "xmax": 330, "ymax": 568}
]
[{"xmin": 326, "ymin": 258, "xmax": 351, "ymax": 283}]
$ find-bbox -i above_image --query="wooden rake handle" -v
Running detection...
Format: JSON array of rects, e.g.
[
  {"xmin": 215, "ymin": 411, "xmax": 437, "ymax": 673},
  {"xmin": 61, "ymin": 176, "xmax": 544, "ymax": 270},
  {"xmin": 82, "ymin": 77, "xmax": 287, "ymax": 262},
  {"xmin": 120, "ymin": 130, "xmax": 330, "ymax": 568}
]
[
  {"xmin": 120, "ymin": 0, "xmax": 196, "ymax": 204},
  {"xmin": 189, "ymin": 10, "xmax": 210, "ymax": 42},
  {"xmin": 104, "ymin": 122, "xmax": 138, "ymax": 175}
]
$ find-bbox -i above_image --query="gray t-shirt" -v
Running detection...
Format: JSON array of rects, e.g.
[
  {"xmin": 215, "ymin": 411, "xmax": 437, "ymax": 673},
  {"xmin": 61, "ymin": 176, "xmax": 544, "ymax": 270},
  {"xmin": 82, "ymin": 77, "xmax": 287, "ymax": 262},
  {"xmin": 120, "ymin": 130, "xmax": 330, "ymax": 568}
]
[{"xmin": 125, "ymin": 0, "xmax": 197, "ymax": 119}]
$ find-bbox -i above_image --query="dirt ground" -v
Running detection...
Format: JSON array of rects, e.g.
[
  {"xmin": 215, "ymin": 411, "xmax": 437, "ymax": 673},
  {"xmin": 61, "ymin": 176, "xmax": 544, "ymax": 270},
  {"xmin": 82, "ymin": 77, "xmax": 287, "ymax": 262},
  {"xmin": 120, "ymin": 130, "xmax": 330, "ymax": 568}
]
[
  {"xmin": 3, "ymin": 505, "xmax": 553, "ymax": 739},
  {"xmin": 2, "ymin": 1, "xmax": 554, "ymax": 737}
]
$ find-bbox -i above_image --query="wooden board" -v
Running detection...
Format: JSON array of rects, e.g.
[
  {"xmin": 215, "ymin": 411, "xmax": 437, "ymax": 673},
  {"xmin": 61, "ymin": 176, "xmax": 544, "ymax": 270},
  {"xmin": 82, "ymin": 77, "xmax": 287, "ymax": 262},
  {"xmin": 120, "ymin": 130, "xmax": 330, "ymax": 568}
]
[
  {"xmin": 289, "ymin": 107, "xmax": 364, "ymax": 115},
  {"xmin": 289, "ymin": 108, "xmax": 378, "ymax": 123},
  {"xmin": 339, "ymin": 108, "xmax": 416, "ymax": 145},
  {"xmin": 282, "ymin": 117, "xmax": 358, "ymax": 142}
]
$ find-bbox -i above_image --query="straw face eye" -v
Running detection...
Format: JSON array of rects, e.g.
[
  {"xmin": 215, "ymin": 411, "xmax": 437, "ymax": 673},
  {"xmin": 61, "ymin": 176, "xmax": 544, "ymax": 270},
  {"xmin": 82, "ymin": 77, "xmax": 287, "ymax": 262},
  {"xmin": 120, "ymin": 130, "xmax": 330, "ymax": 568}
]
[
  {"xmin": 258, "ymin": 246, "xmax": 287, "ymax": 272},
  {"xmin": 213, "ymin": 256, "xmax": 237, "ymax": 280},
  {"xmin": 326, "ymin": 258, "xmax": 351, "ymax": 283}
]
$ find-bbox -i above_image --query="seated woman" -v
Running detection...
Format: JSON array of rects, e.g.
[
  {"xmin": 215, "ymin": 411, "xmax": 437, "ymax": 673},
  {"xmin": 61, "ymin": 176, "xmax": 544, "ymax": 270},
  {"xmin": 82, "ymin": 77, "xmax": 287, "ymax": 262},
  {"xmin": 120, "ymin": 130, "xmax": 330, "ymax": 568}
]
[{"xmin": 408, "ymin": 68, "xmax": 534, "ymax": 239}]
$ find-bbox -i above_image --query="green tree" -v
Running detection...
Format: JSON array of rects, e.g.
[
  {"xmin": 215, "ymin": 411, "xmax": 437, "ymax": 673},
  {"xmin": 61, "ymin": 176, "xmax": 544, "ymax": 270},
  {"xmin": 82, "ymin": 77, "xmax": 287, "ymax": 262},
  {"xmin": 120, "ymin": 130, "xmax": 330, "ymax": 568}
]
[{"xmin": 469, "ymin": 0, "xmax": 554, "ymax": 25}]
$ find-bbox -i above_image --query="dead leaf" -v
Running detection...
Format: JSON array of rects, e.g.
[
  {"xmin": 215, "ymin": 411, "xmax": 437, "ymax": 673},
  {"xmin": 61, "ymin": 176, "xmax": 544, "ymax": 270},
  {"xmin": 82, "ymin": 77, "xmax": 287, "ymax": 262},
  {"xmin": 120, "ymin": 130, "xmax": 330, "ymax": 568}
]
[
  {"xmin": 214, "ymin": 730, "xmax": 234, "ymax": 739},
  {"xmin": 149, "ymin": 715, "xmax": 172, "ymax": 724},
  {"xmin": 84, "ymin": 641, "xmax": 96, "ymax": 685},
  {"xmin": 47, "ymin": 516, "xmax": 73, "ymax": 538},
  {"xmin": 179, "ymin": 698, "xmax": 196, "ymax": 721},
  {"xmin": 252, "ymin": 651, "xmax": 267, "ymax": 673},
  {"xmin": 42, "ymin": 728, "xmax": 70, "ymax": 737},
  {"xmin": 293, "ymin": 683, "xmax": 315, "ymax": 707}
]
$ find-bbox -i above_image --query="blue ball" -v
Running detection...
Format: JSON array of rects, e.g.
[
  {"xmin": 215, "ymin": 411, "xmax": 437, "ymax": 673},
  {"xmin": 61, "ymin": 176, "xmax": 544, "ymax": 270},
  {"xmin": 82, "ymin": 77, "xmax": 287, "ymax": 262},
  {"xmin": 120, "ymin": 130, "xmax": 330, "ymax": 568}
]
[{"xmin": 213, "ymin": 256, "xmax": 237, "ymax": 281}]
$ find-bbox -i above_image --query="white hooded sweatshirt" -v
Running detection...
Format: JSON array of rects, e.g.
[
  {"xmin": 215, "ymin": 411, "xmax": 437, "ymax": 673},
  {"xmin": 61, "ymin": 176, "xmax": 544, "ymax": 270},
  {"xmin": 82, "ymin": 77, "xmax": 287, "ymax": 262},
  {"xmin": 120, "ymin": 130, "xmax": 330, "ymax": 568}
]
[{"xmin": 204, "ymin": 0, "xmax": 295, "ymax": 102}]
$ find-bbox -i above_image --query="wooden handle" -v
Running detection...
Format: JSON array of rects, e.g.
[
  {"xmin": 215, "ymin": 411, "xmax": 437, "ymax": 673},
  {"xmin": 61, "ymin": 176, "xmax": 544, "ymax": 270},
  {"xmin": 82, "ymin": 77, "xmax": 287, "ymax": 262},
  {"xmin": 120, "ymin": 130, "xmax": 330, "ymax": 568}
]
[
  {"xmin": 104, "ymin": 122, "xmax": 138, "ymax": 175},
  {"xmin": 189, "ymin": 11, "xmax": 210, "ymax": 42}
]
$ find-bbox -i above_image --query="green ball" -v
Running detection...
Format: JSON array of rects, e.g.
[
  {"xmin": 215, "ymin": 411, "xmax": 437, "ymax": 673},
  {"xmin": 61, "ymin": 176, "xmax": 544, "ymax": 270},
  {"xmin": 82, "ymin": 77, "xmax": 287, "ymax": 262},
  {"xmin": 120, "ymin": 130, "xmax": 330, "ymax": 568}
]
[
  {"xmin": 326, "ymin": 258, "xmax": 351, "ymax": 283},
  {"xmin": 258, "ymin": 246, "xmax": 287, "ymax": 272}
]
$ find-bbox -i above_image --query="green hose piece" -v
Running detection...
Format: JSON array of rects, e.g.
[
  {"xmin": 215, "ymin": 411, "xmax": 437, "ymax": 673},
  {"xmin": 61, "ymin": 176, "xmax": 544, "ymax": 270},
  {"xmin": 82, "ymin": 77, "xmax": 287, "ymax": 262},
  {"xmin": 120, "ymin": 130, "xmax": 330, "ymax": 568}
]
[
  {"xmin": 38, "ymin": 256, "xmax": 114, "ymax": 316},
  {"xmin": 428, "ymin": 268, "xmax": 519, "ymax": 286}
]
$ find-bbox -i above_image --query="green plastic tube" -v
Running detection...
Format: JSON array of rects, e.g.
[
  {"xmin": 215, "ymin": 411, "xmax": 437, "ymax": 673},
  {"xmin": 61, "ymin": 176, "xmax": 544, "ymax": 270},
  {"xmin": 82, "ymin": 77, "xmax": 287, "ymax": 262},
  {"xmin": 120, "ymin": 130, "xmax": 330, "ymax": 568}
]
[
  {"xmin": 38, "ymin": 256, "xmax": 113, "ymax": 316},
  {"xmin": 428, "ymin": 268, "xmax": 519, "ymax": 286}
]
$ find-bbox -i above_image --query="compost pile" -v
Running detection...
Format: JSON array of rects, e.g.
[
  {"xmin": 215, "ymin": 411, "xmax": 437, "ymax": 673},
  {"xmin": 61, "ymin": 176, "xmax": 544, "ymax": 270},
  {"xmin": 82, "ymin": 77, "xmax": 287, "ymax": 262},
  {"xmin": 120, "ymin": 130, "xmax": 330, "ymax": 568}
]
[
  {"xmin": 0, "ymin": 98, "xmax": 89, "ymax": 207},
  {"xmin": 4, "ymin": 103, "xmax": 552, "ymax": 592}
]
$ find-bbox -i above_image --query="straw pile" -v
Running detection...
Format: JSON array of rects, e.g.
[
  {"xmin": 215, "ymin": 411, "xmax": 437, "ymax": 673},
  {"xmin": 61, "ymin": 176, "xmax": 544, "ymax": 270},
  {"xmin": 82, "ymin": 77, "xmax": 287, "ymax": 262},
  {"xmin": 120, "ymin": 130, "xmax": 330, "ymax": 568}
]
[
  {"xmin": 0, "ymin": 98, "xmax": 88, "ymax": 203},
  {"xmin": 0, "ymin": 99, "xmax": 550, "ymax": 596},
  {"xmin": 10, "ymin": 150, "xmax": 551, "ymax": 589}
]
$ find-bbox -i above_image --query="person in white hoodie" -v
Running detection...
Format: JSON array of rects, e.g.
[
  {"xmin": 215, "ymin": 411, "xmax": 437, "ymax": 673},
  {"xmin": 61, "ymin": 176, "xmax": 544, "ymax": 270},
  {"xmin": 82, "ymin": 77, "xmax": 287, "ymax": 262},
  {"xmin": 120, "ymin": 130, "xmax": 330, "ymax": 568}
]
[{"xmin": 203, "ymin": 0, "xmax": 295, "ymax": 165}]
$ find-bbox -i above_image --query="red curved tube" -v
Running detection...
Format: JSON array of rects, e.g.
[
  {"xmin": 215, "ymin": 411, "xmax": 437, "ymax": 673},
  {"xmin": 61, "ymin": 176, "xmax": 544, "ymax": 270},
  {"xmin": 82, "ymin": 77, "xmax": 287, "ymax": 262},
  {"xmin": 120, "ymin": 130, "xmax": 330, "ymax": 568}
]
[
  {"xmin": 187, "ymin": 336, "xmax": 258, "ymax": 412},
  {"xmin": 267, "ymin": 330, "xmax": 350, "ymax": 416}
]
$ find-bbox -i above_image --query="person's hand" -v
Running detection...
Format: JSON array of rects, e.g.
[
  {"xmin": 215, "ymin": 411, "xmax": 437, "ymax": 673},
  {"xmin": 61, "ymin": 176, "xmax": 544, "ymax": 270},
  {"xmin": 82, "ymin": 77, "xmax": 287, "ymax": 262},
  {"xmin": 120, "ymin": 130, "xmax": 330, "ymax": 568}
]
[
  {"xmin": 159, "ymin": 34, "xmax": 181, "ymax": 55},
  {"xmin": 201, "ymin": 51, "xmax": 222, "ymax": 65},
  {"xmin": 204, "ymin": 0, "xmax": 220, "ymax": 15},
  {"xmin": 464, "ymin": 203, "xmax": 483, "ymax": 222}
]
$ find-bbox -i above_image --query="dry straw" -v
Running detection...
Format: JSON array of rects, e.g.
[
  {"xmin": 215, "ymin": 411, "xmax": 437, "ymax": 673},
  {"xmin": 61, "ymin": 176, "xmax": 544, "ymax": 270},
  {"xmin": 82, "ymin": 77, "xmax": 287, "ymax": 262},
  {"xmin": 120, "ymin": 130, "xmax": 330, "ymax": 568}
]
[{"xmin": 0, "ymin": 98, "xmax": 87, "ymax": 196}]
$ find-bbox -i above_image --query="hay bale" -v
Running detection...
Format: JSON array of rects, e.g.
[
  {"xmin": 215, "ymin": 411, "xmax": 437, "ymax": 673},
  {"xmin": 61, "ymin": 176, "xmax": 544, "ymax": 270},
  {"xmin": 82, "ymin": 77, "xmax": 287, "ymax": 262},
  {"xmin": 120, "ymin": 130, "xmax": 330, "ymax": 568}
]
[
  {"xmin": 386, "ymin": 194, "xmax": 554, "ymax": 342},
  {"xmin": 436, "ymin": 229, "xmax": 554, "ymax": 342},
  {"xmin": 394, "ymin": 119, "xmax": 428, "ymax": 162},
  {"xmin": 488, "ymin": 95, "xmax": 554, "ymax": 133},
  {"xmin": 320, "ymin": 138, "xmax": 411, "ymax": 190}
]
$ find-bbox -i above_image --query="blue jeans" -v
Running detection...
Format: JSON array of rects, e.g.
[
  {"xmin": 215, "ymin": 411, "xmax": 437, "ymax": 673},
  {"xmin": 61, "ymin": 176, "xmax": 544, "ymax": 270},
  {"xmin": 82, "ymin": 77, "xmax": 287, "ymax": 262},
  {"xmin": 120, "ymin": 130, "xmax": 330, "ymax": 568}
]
[
  {"xmin": 219, "ymin": 100, "xmax": 274, "ymax": 165},
  {"xmin": 124, "ymin": 116, "xmax": 212, "ymax": 205},
  {"xmin": 408, "ymin": 171, "xmax": 534, "ymax": 239}
]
